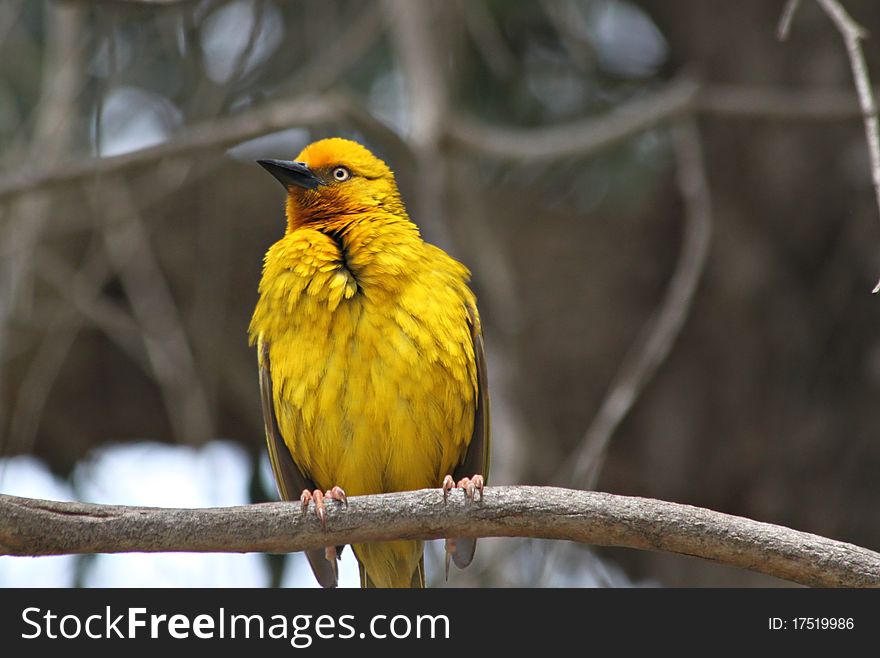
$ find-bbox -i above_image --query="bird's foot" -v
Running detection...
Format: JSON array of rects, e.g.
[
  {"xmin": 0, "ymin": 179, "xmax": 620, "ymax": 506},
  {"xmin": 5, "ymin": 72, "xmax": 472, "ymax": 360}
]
[
  {"xmin": 442, "ymin": 474, "xmax": 484, "ymax": 502},
  {"xmin": 441, "ymin": 473, "xmax": 485, "ymax": 581},
  {"xmin": 300, "ymin": 486, "xmax": 348, "ymax": 528}
]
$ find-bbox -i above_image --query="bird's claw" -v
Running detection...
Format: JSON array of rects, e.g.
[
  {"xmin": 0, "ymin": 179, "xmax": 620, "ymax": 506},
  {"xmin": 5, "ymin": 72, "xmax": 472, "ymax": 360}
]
[
  {"xmin": 300, "ymin": 486, "xmax": 348, "ymax": 528},
  {"xmin": 442, "ymin": 475, "xmax": 455, "ymax": 502},
  {"xmin": 300, "ymin": 489, "xmax": 312, "ymax": 513},
  {"xmin": 441, "ymin": 475, "xmax": 484, "ymax": 581},
  {"xmin": 326, "ymin": 485, "xmax": 348, "ymax": 507},
  {"xmin": 442, "ymin": 474, "xmax": 484, "ymax": 502},
  {"xmin": 458, "ymin": 475, "xmax": 484, "ymax": 501}
]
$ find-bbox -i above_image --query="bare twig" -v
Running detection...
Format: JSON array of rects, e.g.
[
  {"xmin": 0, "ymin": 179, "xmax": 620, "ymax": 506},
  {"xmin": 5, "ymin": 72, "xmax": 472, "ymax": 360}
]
[
  {"xmin": 2, "ymin": 487, "xmax": 878, "ymax": 587},
  {"xmin": 0, "ymin": 92, "xmax": 398, "ymax": 202},
  {"xmin": 777, "ymin": 0, "xmax": 803, "ymax": 40},
  {"xmin": 383, "ymin": 0, "xmax": 453, "ymax": 246},
  {"xmin": 5, "ymin": 243, "xmax": 110, "ymax": 455},
  {"xmin": 562, "ymin": 118, "xmax": 712, "ymax": 489},
  {"xmin": 65, "ymin": 0, "xmax": 196, "ymax": 6},
  {"xmin": 459, "ymin": 0, "xmax": 516, "ymax": 79},
  {"xmin": 88, "ymin": 178, "xmax": 215, "ymax": 444},
  {"xmin": 281, "ymin": 4, "xmax": 384, "ymax": 94},
  {"xmin": 450, "ymin": 80, "xmax": 880, "ymax": 163},
  {"xmin": 2, "ymin": 80, "xmax": 876, "ymax": 205},
  {"xmin": 448, "ymin": 77, "xmax": 700, "ymax": 161},
  {"xmin": 539, "ymin": 0, "xmax": 595, "ymax": 72},
  {"xmin": 382, "ymin": 0, "xmax": 446, "ymax": 151},
  {"xmin": 0, "ymin": 0, "xmax": 24, "ymax": 47},
  {"xmin": 35, "ymin": 249, "xmax": 149, "ymax": 371},
  {"xmin": 0, "ymin": 1, "xmax": 85, "ymax": 452},
  {"xmin": 223, "ymin": 0, "xmax": 265, "ymax": 88},
  {"xmin": 698, "ymin": 84, "xmax": 866, "ymax": 120},
  {"xmin": 811, "ymin": 0, "xmax": 880, "ymax": 292}
]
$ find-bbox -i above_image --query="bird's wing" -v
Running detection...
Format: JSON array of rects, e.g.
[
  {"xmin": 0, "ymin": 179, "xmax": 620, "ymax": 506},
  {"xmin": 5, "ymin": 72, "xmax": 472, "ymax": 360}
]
[
  {"xmin": 450, "ymin": 304, "xmax": 491, "ymax": 569},
  {"xmin": 259, "ymin": 339, "xmax": 338, "ymax": 588}
]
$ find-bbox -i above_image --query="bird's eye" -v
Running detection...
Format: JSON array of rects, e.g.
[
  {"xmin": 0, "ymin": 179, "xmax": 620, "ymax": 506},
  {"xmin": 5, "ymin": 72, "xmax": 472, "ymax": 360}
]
[{"xmin": 332, "ymin": 166, "xmax": 351, "ymax": 182}]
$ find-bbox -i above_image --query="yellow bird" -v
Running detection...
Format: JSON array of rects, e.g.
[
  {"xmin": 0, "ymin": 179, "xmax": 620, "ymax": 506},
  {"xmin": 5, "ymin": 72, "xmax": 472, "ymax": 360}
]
[{"xmin": 249, "ymin": 137, "xmax": 489, "ymax": 588}]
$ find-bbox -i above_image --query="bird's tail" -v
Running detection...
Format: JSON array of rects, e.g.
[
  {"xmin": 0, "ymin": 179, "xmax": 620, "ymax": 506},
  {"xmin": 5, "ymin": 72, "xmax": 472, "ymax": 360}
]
[
  {"xmin": 356, "ymin": 541, "xmax": 425, "ymax": 588},
  {"xmin": 359, "ymin": 556, "xmax": 424, "ymax": 588}
]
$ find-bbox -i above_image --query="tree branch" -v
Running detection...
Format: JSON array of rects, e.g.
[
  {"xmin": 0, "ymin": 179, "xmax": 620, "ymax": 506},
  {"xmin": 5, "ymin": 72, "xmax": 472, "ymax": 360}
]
[
  {"xmin": 0, "ymin": 92, "xmax": 392, "ymax": 201},
  {"xmin": 698, "ymin": 84, "xmax": 868, "ymax": 120},
  {"xmin": 777, "ymin": 0, "xmax": 802, "ymax": 41},
  {"xmin": 565, "ymin": 118, "xmax": 712, "ymax": 489},
  {"xmin": 812, "ymin": 0, "xmax": 880, "ymax": 292},
  {"xmin": 383, "ymin": 0, "xmax": 453, "ymax": 246},
  {"xmin": 64, "ymin": 0, "xmax": 197, "ymax": 6},
  {"xmin": 447, "ymin": 77, "xmax": 700, "ymax": 162},
  {"xmin": 0, "ymin": 0, "xmax": 86, "ymax": 454},
  {"xmin": 2, "ymin": 487, "xmax": 878, "ymax": 588},
  {"xmin": 448, "ymin": 79, "xmax": 878, "ymax": 163},
  {"xmin": 88, "ymin": 177, "xmax": 215, "ymax": 444},
  {"xmin": 0, "ymin": 81, "xmax": 872, "ymax": 204},
  {"xmin": 6, "ymin": 242, "xmax": 110, "ymax": 455}
]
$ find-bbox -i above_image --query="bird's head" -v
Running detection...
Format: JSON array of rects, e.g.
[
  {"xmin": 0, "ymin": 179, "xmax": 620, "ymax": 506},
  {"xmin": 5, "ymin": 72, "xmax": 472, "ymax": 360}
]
[{"xmin": 258, "ymin": 138, "xmax": 405, "ymax": 232}]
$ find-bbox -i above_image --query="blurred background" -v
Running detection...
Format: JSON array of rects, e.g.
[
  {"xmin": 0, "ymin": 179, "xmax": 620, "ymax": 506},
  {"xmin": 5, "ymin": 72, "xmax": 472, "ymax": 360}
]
[{"xmin": 2, "ymin": 0, "xmax": 880, "ymax": 587}]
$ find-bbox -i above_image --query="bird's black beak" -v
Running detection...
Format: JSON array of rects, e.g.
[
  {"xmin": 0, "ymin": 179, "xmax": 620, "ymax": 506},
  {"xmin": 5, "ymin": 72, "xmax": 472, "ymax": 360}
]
[{"xmin": 257, "ymin": 159, "xmax": 321, "ymax": 190}]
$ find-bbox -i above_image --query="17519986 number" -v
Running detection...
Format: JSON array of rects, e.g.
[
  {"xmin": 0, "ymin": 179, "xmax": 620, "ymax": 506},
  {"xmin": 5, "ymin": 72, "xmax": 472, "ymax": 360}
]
[{"xmin": 769, "ymin": 617, "xmax": 854, "ymax": 630}]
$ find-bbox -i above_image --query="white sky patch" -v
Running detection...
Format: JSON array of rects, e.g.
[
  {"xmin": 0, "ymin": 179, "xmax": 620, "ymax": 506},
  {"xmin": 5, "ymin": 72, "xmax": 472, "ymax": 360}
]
[
  {"xmin": 83, "ymin": 551, "xmax": 268, "ymax": 588},
  {"xmin": 199, "ymin": 0, "xmax": 283, "ymax": 84},
  {"xmin": 73, "ymin": 440, "xmax": 251, "ymax": 507},
  {"xmin": 0, "ymin": 456, "xmax": 76, "ymax": 587},
  {"xmin": 586, "ymin": 0, "xmax": 668, "ymax": 78},
  {"xmin": 94, "ymin": 86, "xmax": 182, "ymax": 157}
]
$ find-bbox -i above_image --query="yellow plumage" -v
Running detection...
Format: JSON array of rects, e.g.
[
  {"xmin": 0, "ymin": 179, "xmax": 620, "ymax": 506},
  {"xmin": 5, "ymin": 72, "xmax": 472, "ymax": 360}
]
[{"xmin": 249, "ymin": 138, "xmax": 489, "ymax": 588}]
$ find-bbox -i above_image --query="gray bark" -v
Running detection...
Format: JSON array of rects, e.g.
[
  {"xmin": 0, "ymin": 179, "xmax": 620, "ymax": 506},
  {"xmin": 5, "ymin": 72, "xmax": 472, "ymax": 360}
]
[{"xmin": 2, "ymin": 486, "xmax": 878, "ymax": 587}]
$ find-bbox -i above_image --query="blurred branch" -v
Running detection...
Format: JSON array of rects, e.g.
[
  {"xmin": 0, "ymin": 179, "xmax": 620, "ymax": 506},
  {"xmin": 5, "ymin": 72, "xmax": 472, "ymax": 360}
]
[
  {"xmin": 540, "ymin": 0, "xmax": 595, "ymax": 73},
  {"xmin": 811, "ymin": 0, "xmax": 880, "ymax": 293},
  {"xmin": 449, "ymin": 77, "xmax": 878, "ymax": 163},
  {"xmin": 383, "ymin": 0, "xmax": 453, "ymax": 246},
  {"xmin": 2, "ymin": 486, "xmax": 879, "ymax": 587},
  {"xmin": 6, "ymin": 243, "xmax": 109, "ymax": 455},
  {"xmin": 228, "ymin": 0, "xmax": 265, "ymax": 87},
  {"xmin": 383, "ymin": 0, "xmax": 446, "ymax": 150},
  {"xmin": 1, "ymin": 1, "xmax": 85, "ymax": 453},
  {"xmin": 563, "ymin": 118, "xmax": 712, "ymax": 490},
  {"xmin": 1, "ymin": 80, "xmax": 874, "ymax": 204},
  {"xmin": 283, "ymin": 4, "xmax": 384, "ymax": 93},
  {"xmin": 181, "ymin": 0, "xmax": 269, "ymax": 120},
  {"xmin": 448, "ymin": 77, "xmax": 700, "ymax": 161},
  {"xmin": 459, "ymin": 0, "xmax": 517, "ymax": 79},
  {"xmin": 0, "ymin": 92, "xmax": 403, "ymax": 202},
  {"xmin": 35, "ymin": 249, "xmax": 149, "ymax": 371},
  {"xmin": 64, "ymin": 0, "xmax": 197, "ymax": 6},
  {"xmin": 777, "ymin": 0, "xmax": 802, "ymax": 40},
  {"xmin": 87, "ymin": 177, "xmax": 215, "ymax": 444},
  {"xmin": 0, "ymin": 1, "xmax": 24, "ymax": 46},
  {"xmin": 698, "ymin": 84, "xmax": 867, "ymax": 119}
]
